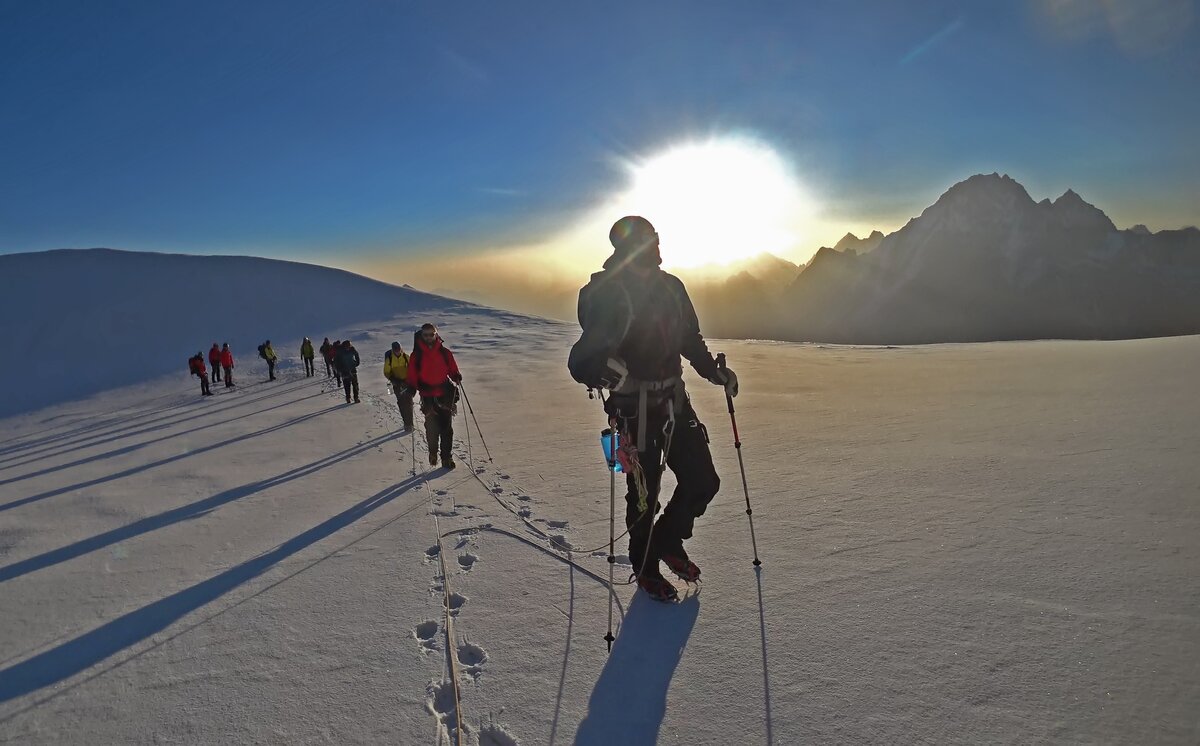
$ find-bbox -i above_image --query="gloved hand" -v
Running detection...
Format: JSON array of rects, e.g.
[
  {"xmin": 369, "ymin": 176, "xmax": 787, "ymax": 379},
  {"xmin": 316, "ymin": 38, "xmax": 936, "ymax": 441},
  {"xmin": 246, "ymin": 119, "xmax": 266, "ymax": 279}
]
[
  {"xmin": 450, "ymin": 372, "xmax": 463, "ymax": 384},
  {"xmin": 708, "ymin": 367, "xmax": 739, "ymax": 398},
  {"xmin": 596, "ymin": 357, "xmax": 628, "ymax": 391}
]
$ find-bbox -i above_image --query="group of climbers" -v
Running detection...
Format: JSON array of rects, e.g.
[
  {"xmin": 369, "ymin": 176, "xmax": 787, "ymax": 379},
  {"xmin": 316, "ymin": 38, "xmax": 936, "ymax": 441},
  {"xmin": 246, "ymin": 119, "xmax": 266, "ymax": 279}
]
[{"xmin": 188, "ymin": 343, "xmax": 236, "ymax": 397}]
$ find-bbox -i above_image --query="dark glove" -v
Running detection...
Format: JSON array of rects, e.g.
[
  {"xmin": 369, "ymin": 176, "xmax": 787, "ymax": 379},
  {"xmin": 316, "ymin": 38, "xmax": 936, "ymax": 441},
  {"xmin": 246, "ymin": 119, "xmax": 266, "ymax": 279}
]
[
  {"xmin": 450, "ymin": 372, "xmax": 462, "ymax": 384},
  {"xmin": 707, "ymin": 367, "xmax": 738, "ymax": 398}
]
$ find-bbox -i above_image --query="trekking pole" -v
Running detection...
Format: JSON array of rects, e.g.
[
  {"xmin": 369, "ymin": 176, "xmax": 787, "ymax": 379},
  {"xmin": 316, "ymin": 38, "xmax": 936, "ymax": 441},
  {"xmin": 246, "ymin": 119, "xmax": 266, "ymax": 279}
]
[
  {"xmin": 598, "ymin": 390, "xmax": 617, "ymax": 652},
  {"xmin": 716, "ymin": 353, "xmax": 761, "ymax": 567},
  {"xmin": 457, "ymin": 382, "xmax": 493, "ymax": 462}
]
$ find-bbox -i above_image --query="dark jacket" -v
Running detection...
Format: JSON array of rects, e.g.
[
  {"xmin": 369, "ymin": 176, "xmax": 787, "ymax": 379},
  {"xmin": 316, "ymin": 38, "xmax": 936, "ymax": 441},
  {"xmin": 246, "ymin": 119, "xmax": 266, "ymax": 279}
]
[
  {"xmin": 568, "ymin": 265, "xmax": 718, "ymax": 389},
  {"xmin": 334, "ymin": 345, "xmax": 360, "ymax": 375},
  {"xmin": 407, "ymin": 332, "xmax": 460, "ymax": 397}
]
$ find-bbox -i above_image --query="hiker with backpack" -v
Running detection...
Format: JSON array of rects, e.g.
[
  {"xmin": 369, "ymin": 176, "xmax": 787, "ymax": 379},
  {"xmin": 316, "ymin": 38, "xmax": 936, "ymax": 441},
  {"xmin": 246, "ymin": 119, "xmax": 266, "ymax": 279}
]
[
  {"xmin": 568, "ymin": 216, "xmax": 738, "ymax": 603},
  {"xmin": 208, "ymin": 343, "xmax": 222, "ymax": 382},
  {"xmin": 258, "ymin": 340, "xmax": 278, "ymax": 381},
  {"xmin": 407, "ymin": 323, "xmax": 461, "ymax": 470},
  {"xmin": 300, "ymin": 337, "xmax": 315, "ymax": 377},
  {"xmin": 221, "ymin": 343, "xmax": 235, "ymax": 387},
  {"xmin": 384, "ymin": 340, "xmax": 415, "ymax": 430},
  {"xmin": 188, "ymin": 352, "xmax": 213, "ymax": 397},
  {"xmin": 335, "ymin": 339, "xmax": 361, "ymax": 403},
  {"xmin": 320, "ymin": 337, "xmax": 335, "ymax": 377},
  {"xmin": 328, "ymin": 340, "xmax": 343, "ymax": 386}
]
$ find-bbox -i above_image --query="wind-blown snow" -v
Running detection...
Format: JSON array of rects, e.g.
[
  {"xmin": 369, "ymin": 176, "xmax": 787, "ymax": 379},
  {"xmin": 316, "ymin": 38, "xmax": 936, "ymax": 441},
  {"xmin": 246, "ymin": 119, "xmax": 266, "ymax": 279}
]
[{"xmin": 0, "ymin": 305, "xmax": 1197, "ymax": 744}]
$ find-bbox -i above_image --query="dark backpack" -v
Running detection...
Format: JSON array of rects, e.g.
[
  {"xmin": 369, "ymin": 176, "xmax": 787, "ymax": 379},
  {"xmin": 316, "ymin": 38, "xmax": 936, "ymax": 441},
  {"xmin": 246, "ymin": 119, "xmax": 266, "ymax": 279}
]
[{"xmin": 257, "ymin": 344, "xmax": 267, "ymax": 360}]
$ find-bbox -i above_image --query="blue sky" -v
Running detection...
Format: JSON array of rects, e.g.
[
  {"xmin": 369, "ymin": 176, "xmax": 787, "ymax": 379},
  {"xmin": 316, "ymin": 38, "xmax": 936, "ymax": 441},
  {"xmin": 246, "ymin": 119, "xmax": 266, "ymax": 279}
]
[{"xmin": 1, "ymin": 0, "xmax": 1197, "ymax": 265}]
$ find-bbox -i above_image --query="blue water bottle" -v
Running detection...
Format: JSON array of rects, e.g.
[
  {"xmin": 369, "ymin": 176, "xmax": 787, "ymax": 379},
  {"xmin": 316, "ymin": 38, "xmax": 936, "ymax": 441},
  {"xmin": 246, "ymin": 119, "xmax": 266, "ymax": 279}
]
[{"xmin": 600, "ymin": 428, "xmax": 623, "ymax": 472}]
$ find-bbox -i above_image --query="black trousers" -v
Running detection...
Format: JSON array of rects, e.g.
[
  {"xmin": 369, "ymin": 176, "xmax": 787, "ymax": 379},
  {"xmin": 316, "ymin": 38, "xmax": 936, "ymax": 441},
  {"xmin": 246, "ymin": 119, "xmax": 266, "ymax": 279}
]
[
  {"xmin": 199, "ymin": 374, "xmax": 211, "ymax": 395},
  {"xmin": 223, "ymin": 366, "xmax": 234, "ymax": 386},
  {"xmin": 610, "ymin": 397, "xmax": 720, "ymax": 570},
  {"xmin": 421, "ymin": 396, "xmax": 454, "ymax": 460},
  {"xmin": 267, "ymin": 360, "xmax": 276, "ymax": 380},
  {"xmin": 324, "ymin": 357, "xmax": 333, "ymax": 376},
  {"xmin": 304, "ymin": 357, "xmax": 314, "ymax": 376},
  {"xmin": 394, "ymin": 384, "xmax": 415, "ymax": 428},
  {"xmin": 342, "ymin": 371, "xmax": 359, "ymax": 401},
  {"xmin": 211, "ymin": 363, "xmax": 221, "ymax": 381}
]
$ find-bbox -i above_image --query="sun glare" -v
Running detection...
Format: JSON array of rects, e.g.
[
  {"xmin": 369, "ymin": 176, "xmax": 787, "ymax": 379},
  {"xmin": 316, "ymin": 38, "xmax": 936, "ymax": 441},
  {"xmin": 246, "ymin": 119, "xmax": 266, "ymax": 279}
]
[{"xmin": 616, "ymin": 138, "xmax": 814, "ymax": 269}]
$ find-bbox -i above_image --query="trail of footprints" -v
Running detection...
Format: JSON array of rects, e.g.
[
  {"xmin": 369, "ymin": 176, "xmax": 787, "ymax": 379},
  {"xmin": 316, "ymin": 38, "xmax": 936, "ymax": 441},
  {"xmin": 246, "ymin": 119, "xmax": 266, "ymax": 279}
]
[
  {"xmin": 415, "ymin": 443, "xmax": 599, "ymax": 745},
  {"xmin": 416, "ymin": 542, "xmax": 519, "ymax": 745}
]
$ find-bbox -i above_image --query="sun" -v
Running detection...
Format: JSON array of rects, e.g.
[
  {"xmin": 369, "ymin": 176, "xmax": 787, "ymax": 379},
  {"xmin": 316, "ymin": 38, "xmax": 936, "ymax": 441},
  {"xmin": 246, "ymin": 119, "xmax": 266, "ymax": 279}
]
[{"xmin": 616, "ymin": 138, "xmax": 814, "ymax": 269}]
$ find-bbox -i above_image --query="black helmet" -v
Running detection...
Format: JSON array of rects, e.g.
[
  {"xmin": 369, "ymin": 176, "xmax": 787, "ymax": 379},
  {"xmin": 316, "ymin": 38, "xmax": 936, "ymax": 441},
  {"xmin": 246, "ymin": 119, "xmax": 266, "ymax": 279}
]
[{"xmin": 609, "ymin": 215, "xmax": 656, "ymax": 252}]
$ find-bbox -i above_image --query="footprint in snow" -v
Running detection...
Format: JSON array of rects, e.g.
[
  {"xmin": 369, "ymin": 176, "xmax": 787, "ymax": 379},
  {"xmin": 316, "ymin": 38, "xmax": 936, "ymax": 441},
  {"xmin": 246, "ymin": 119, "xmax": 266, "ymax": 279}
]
[
  {"xmin": 518, "ymin": 507, "xmax": 532, "ymax": 518},
  {"xmin": 457, "ymin": 553, "xmax": 477, "ymax": 571},
  {"xmin": 457, "ymin": 642, "xmax": 488, "ymax": 675},
  {"xmin": 432, "ymin": 507, "xmax": 459, "ymax": 517},
  {"xmin": 516, "ymin": 495, "xmax": 532, "ymax": 502},
  {"xmin": 591, "ymin": 550, "xmax": 631, "ymax": 565},
  {"xmin": 424, "ymin": 545, "xmax": 440, "ymax": 563},
  {"xmin": 413, "ymin": 620, "xmax": 439, "ymax": 653},
  {"xmin": 545, "ymin": 519, "xmax": 568, "ymax": 529},
  {"xmin": 477, "ymin": 724, "xmax": 519, "ymax": 746},
  {"xmin": 425, "ymin": 680, "xmax": 458, "ymax": 722},
  {"xmin": 447, "ymin": 592, "xmax": 467, "ymax": 615}
]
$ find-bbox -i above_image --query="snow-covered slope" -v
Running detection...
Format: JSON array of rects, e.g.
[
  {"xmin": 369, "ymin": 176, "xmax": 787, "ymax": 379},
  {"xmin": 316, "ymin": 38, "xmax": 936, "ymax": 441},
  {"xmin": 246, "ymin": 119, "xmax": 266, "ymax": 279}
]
[
  {"xmin": 0, "ymin": 249, "xmax": 466, "ymax": 418},
  {"xmin": 1, "ymin": 301, "xmax": 1197, "ymax": 744}
]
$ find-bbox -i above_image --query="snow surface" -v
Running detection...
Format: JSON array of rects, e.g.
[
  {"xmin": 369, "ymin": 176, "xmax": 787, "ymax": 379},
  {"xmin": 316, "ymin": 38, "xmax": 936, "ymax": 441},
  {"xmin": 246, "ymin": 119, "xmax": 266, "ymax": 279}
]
[{"xmin": 1, "ymin": 305, "xmax": 1198, "ymax": 744}]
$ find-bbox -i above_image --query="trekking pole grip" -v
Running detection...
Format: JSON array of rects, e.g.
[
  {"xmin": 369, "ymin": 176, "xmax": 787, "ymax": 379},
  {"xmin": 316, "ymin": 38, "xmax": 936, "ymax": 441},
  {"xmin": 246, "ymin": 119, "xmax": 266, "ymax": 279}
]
[{"xmin": 716, "ymin": 353, "xmax": 735, "ymax": 415}]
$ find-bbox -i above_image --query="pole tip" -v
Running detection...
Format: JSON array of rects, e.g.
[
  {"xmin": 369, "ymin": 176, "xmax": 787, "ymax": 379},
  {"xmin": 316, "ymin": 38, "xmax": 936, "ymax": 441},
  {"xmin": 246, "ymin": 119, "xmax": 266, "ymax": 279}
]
[{"xmin": 753, "ymin": 559, "xmax": 762, "ymax": 567}]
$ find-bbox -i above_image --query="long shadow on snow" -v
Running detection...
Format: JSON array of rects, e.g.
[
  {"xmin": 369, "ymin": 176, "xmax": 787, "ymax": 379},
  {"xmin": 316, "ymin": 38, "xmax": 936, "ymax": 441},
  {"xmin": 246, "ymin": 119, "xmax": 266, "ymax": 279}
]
[
  {"xmin": 0, "ymin": 429, "xmax": 403, "ymax": 583},
  {"xmin": 0, "ymin": 377, "xmax": 318, "ymax": 472},
  {"xmin": 0, "ymin": 383, "xmax": 325, "ymax": 484},
  {"xmin": 755, "ymin": 567, "xmax": 775, "ymax": 745},
  {"xmin": 573, "ymin": 592, "xmax": 700, "ymax": 746},
  {"xmin": 0, "ymin": 400, "xmax": 341, "ymax": 514},
  {"xmin": 0, "ymin": 473, "xmax": 430, "ymax": 704},
  {"xmin": 0, "ymin": 389, "xmax": 204, "ymax": 460}
]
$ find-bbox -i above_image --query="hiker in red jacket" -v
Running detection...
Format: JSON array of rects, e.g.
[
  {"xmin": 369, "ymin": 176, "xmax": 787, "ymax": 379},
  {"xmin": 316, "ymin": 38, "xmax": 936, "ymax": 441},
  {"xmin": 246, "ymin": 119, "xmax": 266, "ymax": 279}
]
[
  {"xmin": 220, "ymin": 343, "xmax": 235, "ymax": 388},
  {"xmin": 407, "ymin": 323, "xmax": 462, "ymax": 469},
  {"xmin": 188, "ymin": 353, "xmax": 212, "ymax": 397},
  {"xmin": 208, "ymin": 343, "xmax": 222, "ymax": 382}
]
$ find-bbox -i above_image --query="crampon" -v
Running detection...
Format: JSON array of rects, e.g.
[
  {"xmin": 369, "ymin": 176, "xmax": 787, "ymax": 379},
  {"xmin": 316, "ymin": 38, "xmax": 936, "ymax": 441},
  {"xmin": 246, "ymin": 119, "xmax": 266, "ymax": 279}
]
[
  {"xmin": 634, "ymin": 572, "xmax": 679, "ymax": 603},
  {"xmin": 661, "ymin": 553, "xmax": 701, "ymax": 584}
]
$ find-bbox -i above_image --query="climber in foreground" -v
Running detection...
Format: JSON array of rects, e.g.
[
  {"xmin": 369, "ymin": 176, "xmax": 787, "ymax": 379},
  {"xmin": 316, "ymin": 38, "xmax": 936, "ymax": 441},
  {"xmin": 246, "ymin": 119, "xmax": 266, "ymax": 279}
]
[{"xmin": 568, "ymin": 216, "xmax": 738, "ymax": 602}]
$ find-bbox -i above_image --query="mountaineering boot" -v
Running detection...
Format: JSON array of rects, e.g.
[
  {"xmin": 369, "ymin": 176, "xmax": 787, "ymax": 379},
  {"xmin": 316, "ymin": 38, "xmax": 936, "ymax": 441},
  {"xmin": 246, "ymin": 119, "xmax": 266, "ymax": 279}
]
[
  {"xmin": 662, "ymin": 551, "xmax": 701, "ymax": 584},
  {"xmin": 635, "ymin": 569, "xmax": 679, "ymax": 603},
  {"xmin": 442, "ymin": 456, "xmax": 456, "ymax": 470},
  {"xmin": 429, "ymin": 450, "xmax": 438, "ymax": 466}
]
